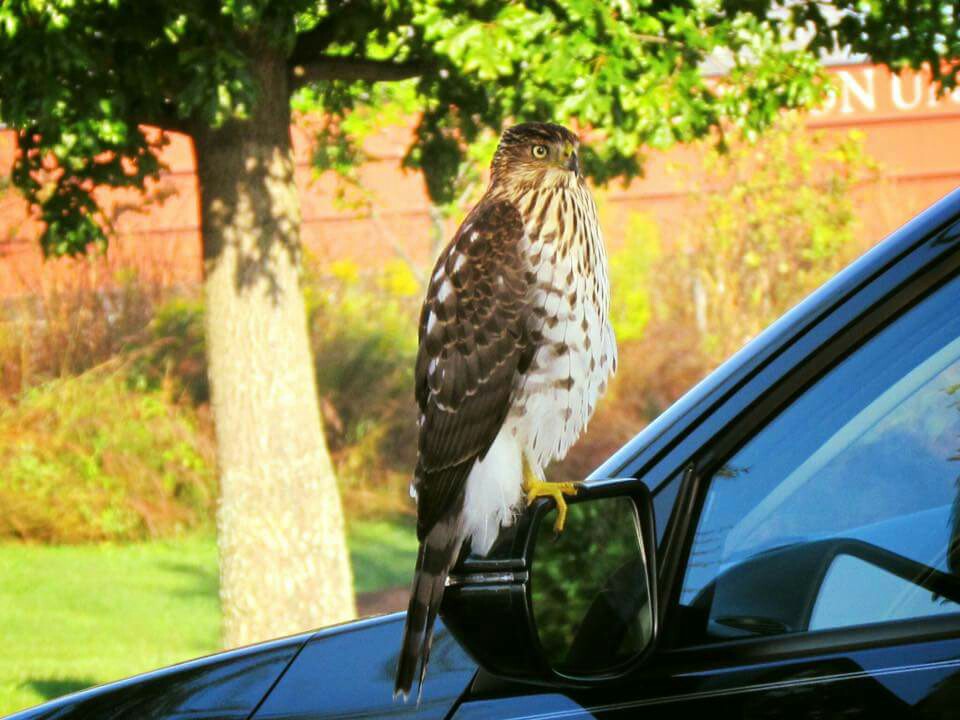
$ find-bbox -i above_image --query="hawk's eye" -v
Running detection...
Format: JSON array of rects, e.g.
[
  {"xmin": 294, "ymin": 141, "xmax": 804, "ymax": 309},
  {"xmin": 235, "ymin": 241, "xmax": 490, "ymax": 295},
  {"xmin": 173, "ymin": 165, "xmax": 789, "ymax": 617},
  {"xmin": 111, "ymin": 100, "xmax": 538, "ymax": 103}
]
[{"xmin": 531, "ymin": 144, "xmax": 548, "ymax": 159}]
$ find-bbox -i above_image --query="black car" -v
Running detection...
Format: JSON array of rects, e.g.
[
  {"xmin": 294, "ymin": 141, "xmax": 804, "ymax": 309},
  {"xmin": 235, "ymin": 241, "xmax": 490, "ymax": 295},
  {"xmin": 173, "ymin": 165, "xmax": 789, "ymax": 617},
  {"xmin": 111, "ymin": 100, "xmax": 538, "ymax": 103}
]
[{"xmin": 11, "ymin": 187, "xmax": 960, "ymax": 719}]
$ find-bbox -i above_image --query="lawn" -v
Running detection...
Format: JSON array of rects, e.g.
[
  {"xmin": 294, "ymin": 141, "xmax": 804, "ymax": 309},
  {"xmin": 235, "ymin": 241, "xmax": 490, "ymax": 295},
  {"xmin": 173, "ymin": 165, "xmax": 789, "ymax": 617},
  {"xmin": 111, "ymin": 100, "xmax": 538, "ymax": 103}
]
[{"xmin": 0, "ymin": 517, "xmax": 417, "ymax": 716}]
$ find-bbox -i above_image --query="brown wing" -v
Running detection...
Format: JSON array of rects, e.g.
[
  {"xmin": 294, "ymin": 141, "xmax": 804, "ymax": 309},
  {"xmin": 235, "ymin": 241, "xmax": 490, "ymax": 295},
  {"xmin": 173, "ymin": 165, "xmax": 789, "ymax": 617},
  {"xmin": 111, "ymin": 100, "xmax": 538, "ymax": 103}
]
[{"xmin": 414, "ymin": 198, "xmax": 534, "ymax": 541}]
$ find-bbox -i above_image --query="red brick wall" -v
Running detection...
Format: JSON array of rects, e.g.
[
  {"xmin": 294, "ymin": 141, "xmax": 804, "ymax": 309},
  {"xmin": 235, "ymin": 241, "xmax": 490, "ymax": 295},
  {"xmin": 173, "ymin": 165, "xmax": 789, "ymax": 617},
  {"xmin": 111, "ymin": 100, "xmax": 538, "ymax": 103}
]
[{"xmin": 2, "ymin": 62, "xmax": 959, "ymax": 298}]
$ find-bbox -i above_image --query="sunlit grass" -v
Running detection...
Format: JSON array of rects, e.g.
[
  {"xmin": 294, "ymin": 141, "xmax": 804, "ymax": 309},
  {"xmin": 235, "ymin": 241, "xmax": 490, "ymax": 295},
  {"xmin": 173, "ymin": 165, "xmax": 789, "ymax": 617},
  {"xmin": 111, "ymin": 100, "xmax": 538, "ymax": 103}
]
[
  {"xmin": 348, "ymin": 514, "xmax": 417, "ymax": 595},
  {"xmin": 0, "ymin": 536, "xmax": 219, "ymax": 716},
  {"xmin": 0, "ymin": 517, "xmax": 417, "ymax": 716}
]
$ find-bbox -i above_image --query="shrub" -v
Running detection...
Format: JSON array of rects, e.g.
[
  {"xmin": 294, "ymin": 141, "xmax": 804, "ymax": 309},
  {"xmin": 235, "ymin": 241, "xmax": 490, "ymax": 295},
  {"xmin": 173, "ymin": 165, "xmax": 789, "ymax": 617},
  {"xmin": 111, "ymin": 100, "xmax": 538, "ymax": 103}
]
[
  {"xmin": 555, "ymin": 115, "xmax": 880, "ymax": 483},
  {"xmin": 0, "ymin": 370, "xmax": 216, "ymax": 543},
  {"xmin": 608, "ymin": 214, "xmax": 660, "ymax": 344},
  {"xmin": 120, "ymin": 259, "xmax": 423, "ymax": 517},
  {"xmin": 305, "ymin": 258, "xmax": 421, "ymax": 516},
  {"xmin": 652, "ymin": 113, "xmax": 880, "ymax": 366},
  {"xmin": 0, "ymin": 114, "xmax": 882, "ymax": 534},
  {"xmin": 0, "ymin": 270, "xmax": 164, "ymax": 401},
  {"xmin": 127, "ymin": 295, "xmax": 209, "ymax": 405}
]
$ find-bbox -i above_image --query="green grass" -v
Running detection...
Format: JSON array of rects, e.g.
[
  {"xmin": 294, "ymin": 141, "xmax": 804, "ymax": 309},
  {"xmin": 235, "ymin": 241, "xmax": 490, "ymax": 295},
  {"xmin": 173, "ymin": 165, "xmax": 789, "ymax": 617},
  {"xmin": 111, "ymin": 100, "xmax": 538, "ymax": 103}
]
[
  {"xmin": 0, "ymin": 517, "xmax": 417, "ymax": 717},
  {"xmin": 0, "ymin": 536, "xmax": 219, "ymax": 716},
  {"xmin": 348, "ymin": 515, "xmax": 417, "ymax": 594}
]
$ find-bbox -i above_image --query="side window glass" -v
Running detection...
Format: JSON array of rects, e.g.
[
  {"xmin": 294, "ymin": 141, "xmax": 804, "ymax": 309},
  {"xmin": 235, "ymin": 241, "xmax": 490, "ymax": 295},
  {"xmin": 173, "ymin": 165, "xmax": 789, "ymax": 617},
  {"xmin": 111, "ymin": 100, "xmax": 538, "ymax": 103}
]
[{"xmin": 678, "ymin": 274, "xmax": 960, "ymax": 645}]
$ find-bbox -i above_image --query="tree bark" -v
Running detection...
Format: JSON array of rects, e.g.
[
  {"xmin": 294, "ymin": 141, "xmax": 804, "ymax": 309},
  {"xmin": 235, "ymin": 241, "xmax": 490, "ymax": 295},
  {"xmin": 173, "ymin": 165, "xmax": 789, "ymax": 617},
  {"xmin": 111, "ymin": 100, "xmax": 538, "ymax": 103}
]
[{"xmin": 193, "ymin": 49, "xmax": 355, "ymax": 648}]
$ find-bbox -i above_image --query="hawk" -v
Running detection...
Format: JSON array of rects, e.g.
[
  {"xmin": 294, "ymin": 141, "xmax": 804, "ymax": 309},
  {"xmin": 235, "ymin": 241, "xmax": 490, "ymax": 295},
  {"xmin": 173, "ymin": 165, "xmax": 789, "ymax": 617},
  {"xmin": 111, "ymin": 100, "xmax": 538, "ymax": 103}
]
[{"xmin": 395, "ymin": 122, "xmax": 616, "ymax": 700}]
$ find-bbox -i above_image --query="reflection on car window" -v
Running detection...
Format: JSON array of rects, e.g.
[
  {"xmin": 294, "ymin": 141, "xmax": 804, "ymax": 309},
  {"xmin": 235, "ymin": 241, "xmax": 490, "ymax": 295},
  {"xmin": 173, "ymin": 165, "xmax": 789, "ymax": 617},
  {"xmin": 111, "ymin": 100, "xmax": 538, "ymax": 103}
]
[
  {"xmin": 810, "ymin": 554, "xmax": 958, "ymax": 631},
  {"xmin": 679, "ymin": 274, "xmax": 960, "ymax": 645}
]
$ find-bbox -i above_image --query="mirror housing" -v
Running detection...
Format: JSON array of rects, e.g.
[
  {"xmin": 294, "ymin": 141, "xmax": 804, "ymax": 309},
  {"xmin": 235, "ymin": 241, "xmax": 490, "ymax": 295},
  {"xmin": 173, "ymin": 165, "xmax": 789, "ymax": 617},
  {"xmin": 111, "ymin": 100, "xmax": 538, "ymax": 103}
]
[{"xmin": 439, "ymin": 478, "xmax": 658, "ymax": 687}]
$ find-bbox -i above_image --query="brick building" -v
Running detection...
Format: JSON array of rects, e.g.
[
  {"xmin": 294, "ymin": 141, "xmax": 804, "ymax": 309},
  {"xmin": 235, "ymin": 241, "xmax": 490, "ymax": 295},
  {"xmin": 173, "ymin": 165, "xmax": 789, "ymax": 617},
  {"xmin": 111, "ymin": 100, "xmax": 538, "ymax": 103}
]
[{"xmin": 1, "ymin": 62, "xmax": 959, "ymax": 298}]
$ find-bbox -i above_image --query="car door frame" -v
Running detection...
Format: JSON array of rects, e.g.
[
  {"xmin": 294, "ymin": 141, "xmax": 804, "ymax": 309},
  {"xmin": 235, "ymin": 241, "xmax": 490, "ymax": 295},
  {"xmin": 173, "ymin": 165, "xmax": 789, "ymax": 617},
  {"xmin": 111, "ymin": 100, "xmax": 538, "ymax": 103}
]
[
  {"xmin": 453, "ymin": 188, "xmax": 960, "ymax": 716},
  {"xmin": 654, "ymin": 203, "xmax": 960, "ymax": 664}
]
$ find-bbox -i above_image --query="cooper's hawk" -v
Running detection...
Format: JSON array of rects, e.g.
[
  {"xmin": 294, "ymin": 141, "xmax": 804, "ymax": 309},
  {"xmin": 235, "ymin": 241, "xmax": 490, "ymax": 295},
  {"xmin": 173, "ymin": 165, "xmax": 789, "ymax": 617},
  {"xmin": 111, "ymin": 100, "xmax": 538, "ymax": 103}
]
[{"xmin": 395, "ymin": 122, "xmax": 616, "ymax": 699}]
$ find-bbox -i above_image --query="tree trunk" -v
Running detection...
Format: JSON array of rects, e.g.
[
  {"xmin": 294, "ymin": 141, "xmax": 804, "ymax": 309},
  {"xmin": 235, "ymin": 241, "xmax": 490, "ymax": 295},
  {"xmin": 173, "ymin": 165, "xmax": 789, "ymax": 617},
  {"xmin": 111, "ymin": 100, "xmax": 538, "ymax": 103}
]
[{"xmin": 193, "ymin": 49, "xmax": 355, "ymax": 648}]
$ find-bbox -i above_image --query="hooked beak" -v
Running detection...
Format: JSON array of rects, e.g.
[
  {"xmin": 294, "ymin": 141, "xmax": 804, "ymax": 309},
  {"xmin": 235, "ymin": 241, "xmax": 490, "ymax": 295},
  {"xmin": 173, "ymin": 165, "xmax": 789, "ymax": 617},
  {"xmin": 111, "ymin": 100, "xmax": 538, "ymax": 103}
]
[{"xmin": 564, "ymin": 142, "xmax": 579, "ymax": 175}]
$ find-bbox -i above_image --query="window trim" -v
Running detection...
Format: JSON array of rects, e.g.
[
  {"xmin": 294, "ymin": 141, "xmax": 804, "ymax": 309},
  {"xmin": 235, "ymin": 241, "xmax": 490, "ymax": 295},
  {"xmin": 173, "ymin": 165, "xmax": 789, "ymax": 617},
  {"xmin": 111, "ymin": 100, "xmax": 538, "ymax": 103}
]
[
  {"xmin": 656, "ymin": 217, "xmax": 960, "ymax": 660},
  {"xmin": 659, "ymin": 612, "xmax": 960, "ymax": 670}
]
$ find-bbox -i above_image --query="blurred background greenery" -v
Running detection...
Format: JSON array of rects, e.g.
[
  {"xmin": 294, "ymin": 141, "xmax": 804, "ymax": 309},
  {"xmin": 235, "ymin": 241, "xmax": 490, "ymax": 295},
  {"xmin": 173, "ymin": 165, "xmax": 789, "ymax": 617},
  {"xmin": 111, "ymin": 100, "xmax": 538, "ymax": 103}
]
[{"xmin": 0, "ymin": 113, "xmax": 883, "ymax": 713}]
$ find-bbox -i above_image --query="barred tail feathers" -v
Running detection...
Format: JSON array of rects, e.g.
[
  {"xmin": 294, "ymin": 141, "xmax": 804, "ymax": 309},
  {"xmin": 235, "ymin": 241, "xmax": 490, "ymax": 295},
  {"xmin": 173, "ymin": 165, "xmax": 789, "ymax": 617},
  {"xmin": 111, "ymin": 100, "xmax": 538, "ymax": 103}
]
[{"xmin": 393, "ymin": 523, "xmax": 462, "ymax": 702}]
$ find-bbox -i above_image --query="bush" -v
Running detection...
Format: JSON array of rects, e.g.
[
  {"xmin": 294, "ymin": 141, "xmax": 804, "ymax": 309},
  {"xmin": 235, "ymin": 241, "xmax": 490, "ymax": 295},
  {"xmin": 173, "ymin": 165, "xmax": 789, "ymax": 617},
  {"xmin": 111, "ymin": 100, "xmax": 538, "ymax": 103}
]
[
  {"xmin": 555, "ymin": 115, "xmax": 880, "ymax": 483},
  {"xmin": 650, "ymin": 113, "xmax": 880, "ymax": 366},
  {"xmin": 305, "ymin": 258, "xmax": 421, "ymax": 516},
  {"xmin": 127, "ymin": 295, "xmax": 209, "ymax": 405},
  {"xmin": 0, "ymin": 271, "xmax": 164, "ymax": 401},
  {"xmin": 0, "ymin": 370, "xmax": 216, "ymax": 543},
  {"xmin": 122, "ymin": 259, "xmax": 423, "ymax": 518}
]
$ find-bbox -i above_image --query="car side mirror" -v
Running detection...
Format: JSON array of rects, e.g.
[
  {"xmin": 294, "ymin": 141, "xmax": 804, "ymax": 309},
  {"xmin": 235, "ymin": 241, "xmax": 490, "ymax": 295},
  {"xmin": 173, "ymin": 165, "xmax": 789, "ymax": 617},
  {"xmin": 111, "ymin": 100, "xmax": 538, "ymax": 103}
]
[{"xmin": 440, "ymin": 479, "xmax": 658, "ymax": 687}]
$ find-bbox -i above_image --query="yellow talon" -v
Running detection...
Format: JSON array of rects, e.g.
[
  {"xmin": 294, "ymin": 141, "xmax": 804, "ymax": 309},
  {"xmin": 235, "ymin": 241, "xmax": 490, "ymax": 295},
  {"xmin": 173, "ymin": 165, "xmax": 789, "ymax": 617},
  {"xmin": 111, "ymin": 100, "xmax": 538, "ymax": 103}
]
[
  {"xmin": 522, "ymin": 457, "xmax": 581, "ymax": 533},
  {"xmin": 525, "ymin": 480, "xmax": 580, "ymax": 533}
]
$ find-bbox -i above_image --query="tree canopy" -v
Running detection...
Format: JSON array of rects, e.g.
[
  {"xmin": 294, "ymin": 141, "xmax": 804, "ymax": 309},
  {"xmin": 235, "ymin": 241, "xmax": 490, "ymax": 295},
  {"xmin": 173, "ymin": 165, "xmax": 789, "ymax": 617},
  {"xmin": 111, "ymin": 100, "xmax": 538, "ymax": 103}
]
[{"xmin": 3, "ymin": 1, "xmax": 955, "ymax": 257}]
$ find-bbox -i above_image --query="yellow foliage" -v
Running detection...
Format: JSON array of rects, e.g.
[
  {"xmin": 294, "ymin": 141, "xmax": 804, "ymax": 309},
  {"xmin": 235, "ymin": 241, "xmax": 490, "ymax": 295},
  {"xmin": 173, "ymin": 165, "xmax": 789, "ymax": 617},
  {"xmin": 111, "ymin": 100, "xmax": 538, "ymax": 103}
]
[
  {"xmin": 609, "ymin": 213, "xmax": 661, "ymax": 343},
  {"xmin": 329, "ymin": 259, "xmax": 361, "ymax": 285},
  {"xmin": 652, "ymin": 112, "xmax": 881, "ymax": 364},
  {"xmin": 378, "ymin": 259, "xmax": 421, "ymax": 298}
]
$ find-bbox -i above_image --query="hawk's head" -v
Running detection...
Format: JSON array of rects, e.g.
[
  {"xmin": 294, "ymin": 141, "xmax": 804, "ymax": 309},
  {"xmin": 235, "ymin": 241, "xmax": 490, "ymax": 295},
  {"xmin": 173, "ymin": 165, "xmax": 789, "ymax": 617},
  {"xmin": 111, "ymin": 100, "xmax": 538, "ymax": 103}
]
[{"xmin": 490, "ymin": 122, "xmax": 582, "ymax": 194}]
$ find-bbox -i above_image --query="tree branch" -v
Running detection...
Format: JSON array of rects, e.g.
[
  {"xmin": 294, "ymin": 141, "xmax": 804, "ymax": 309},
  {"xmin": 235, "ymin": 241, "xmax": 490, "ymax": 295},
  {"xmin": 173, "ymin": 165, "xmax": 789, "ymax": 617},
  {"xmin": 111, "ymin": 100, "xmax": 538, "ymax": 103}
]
[
  {"xmin": 289, "ymin": 57, "xmax": 427, "ymax": 90},
  {"xmin": 289, "ymin": 15, "xmax": 341, "ymax": 66},
  {"xmin": 131, "ymin": 100, "xmax": 195, "ymax": 136},
  {"xmin": 369, "ymin": 206, "xmax": 427, "ymax": 286}
]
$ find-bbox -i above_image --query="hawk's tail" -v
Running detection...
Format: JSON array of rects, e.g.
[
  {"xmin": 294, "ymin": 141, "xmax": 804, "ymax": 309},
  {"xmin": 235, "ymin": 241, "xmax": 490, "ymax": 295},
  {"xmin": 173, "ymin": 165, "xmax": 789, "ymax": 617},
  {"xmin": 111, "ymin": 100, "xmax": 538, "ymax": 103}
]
[{"xmin": 394, "ymin": 523, "xmax": 462, "ymax": 703}]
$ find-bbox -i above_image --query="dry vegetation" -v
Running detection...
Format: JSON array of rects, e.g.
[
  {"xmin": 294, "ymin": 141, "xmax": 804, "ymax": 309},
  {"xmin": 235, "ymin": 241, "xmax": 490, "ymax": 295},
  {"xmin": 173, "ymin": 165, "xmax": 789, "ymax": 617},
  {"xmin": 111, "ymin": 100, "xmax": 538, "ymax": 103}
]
[
  {"xmin": 0, "ymin": 115, "xmax": 883, "ymax": 543},
  {"xmin": 555, "ymin": 116, "xmax": 882, "ymax": 482}
]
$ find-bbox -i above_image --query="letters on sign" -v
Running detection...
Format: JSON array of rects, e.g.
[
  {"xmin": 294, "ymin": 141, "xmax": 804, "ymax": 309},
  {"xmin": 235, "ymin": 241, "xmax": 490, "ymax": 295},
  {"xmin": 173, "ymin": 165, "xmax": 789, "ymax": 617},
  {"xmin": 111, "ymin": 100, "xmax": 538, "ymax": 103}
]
[{"xmin": 811, "ymin": 66, "xmax": 960, "ymax": 120}]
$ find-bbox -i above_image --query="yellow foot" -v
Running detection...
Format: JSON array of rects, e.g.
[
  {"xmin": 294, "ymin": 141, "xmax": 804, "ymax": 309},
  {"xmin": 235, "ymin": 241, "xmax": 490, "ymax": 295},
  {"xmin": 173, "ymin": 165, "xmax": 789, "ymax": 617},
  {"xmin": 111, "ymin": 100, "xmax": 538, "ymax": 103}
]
[{"xmin": 524, "ymin": 479, "xmax": 581, "ymax": 534}]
